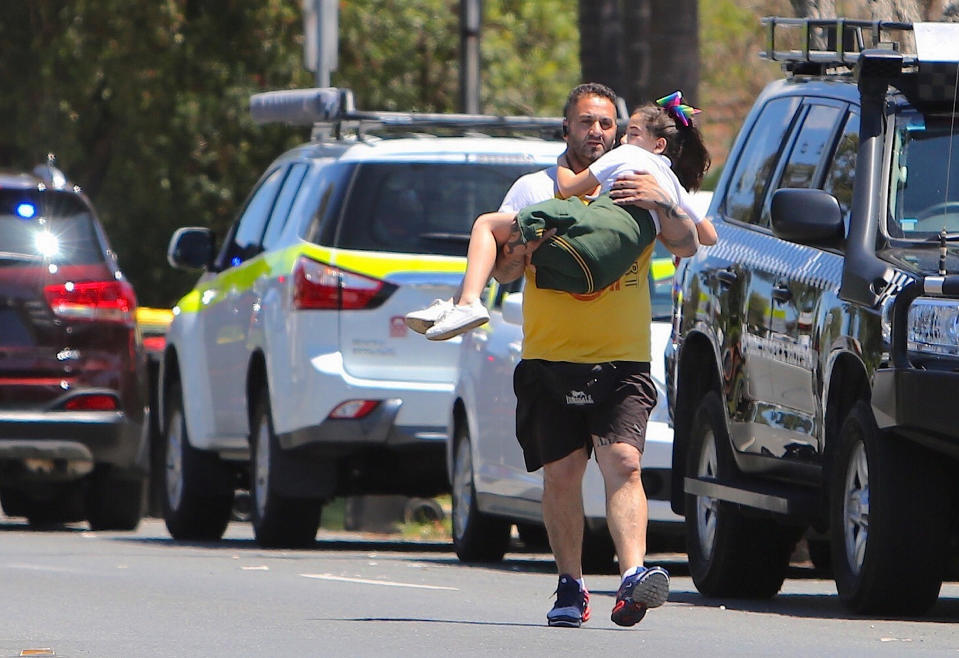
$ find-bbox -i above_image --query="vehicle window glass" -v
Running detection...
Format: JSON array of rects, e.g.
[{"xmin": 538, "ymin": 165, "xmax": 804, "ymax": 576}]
[
  {"xmin": 227, "ymin": 166, "xmax": 285, "ymax": 266},
  {"xmin": 780, "ymin": 104, "xmax": 842, "ymax": 189},
  {"xmin": 723, "ymin": 96, "xmax": 801, "ymax": 226},
  {"xmin": 760, "ymin": 103, "xmax": 842, "ymax": 225},
  {"xmin": 335, "ymin": 162, "xmax": 541, "ymax": 256},
  {"xmin": 298, "ymin": 162, "xmax": 355, "ymax": 246},
  {"xmin": 889, "ymin": 112, "xmax": 959, "ymax": 237},
  {"xmin": 0, "ymin": 190, "xmax": 104, "ymax": 265},
  {"xmin": 823, "ymin": 111, "xmax": 859, "ymax": 225},
  {"xmin": 261, "ymin": 163, "xmax": 308, "ymax": 251}
]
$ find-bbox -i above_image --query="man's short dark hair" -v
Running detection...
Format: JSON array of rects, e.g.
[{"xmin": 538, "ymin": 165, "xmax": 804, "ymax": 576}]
[{"xmin": 563, "ymin": 83, "xmax": 618, "ymax": 119}]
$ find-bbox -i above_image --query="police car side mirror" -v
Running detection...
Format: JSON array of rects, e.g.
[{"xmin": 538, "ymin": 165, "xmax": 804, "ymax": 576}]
[
  {"xmin": 168, "ymin": 227, "xmax": 215, "ymax": 271},
  {"xmin": 501, "ymin": 292, "xmax": 523, "ymax": 326},
  {"xmin": 771, "ymin": 188, "xmax": 845, "ymax": 248}
]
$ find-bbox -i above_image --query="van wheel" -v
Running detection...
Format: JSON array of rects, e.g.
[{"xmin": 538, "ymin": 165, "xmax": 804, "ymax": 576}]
[
  {"xmin": 249, "ymin": 384, "xmax": 321, "ymax": 548},
  {"xmin": 451, "ymin": 426, "xmax": 510, "ymax": 562},
  {"xmin": 163, "ymin": 380, "xmax": 233, "ymax": 541},
  {"xmin": 684, "ymin": 391, "xmax": 795, "ymax": 598},
  {"xmin": 829, "ymin": 401, "xmax": 948, "ymax": 615}
]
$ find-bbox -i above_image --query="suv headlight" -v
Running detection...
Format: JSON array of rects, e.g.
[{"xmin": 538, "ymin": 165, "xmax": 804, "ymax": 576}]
[{"xmin": 904, "ymin": 297, "xmax": 959, "ymax": 356}]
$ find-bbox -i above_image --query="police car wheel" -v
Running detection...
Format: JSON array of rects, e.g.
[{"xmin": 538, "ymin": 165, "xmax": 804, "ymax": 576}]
[
  {"xmin": 249, "ymin": 383, "xmax": 321, "ymax": 549},
  {"xmin": 162, "ymin": 379, "xmax": 233, "ymax": 541},
  {"xmin": 451, "ymin": 424, "xmax": 510, "ymax": 562}
]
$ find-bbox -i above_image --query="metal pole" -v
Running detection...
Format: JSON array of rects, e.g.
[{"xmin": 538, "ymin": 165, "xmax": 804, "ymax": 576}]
[
  {"xmin": 315, "ymin": 0, "xmax": 339, "ymax": 87},
  {"xmin": 460, "ymin": 0, "xmax": 481, "ymax": 113}
]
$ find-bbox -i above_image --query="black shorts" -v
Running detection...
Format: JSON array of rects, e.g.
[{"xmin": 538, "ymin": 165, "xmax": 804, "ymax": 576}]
[{"xmin": 513, "ymin": 359, "xmax": 657, "ymax": 473}]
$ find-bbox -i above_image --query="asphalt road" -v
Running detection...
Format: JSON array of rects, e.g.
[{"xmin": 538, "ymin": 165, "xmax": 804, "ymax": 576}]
[{"xmin": 0, "ymin": 517, "xmax": 957, "ymax": 657}]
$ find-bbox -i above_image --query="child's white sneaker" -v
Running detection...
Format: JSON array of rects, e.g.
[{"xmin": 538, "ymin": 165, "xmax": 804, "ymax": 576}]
[
  {"xmin": 425, "ymin": 300, "xmax": 490, "ymax": 341},
  {"xmin": 405, "ymin": 298, "xmax": 454, "ymax": 334}
]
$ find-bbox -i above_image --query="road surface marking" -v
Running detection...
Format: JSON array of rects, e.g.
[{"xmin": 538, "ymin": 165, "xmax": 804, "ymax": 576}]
[{"xmin": 300, "ymin": 573, "xmax": 457, "ymax": 591}]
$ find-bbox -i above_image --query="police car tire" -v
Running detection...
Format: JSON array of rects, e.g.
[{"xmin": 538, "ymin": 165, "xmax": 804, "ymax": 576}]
[
  {"xmin": 684, "ymin": 391, "xmax": 793, "ymax": 599},
  {"xmin": 249, "ymin": 385, "xmax": 322, "ymax": 549},
  {"xmin": 162, "ymin": 380, "xmax": 233, "ymax": 541},
  {"xmin": 829, "ymin": 401, "xmax": 947, "ymax": 615},
  {"xmin": 451, "ymin": 425, "xmax": 510, "ymax": 563}
]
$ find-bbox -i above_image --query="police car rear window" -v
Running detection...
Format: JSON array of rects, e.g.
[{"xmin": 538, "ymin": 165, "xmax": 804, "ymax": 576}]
[
  {"xmin": 335, "ymin": 162, "xmax": 540, "ymax": 257},
  {"xmin": 0, "ymin": 190, "xmax": 105, "ymax": 266}
]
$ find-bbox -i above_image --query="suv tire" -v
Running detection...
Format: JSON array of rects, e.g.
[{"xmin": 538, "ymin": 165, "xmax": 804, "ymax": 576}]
[
  {"xmin": 2, "ymin": 483, "xmax": 85, "ymax": 527},
  {"xmin": 451, "ymin": 425, "xmax": 510, "ymax": 562},
  {"xmin": 829, "ymin": 401, "xmax": 948, "ymax": 615},
  {"xmin": 249, "ymin": 383, "xmax": 322, "ymax": 548},
  {"xmin": 86, "ymin": 468, "xmax": 145, "ymax": 531},
  {"xmin": 684, "ymin": 391, "xmax": 795, "ymax": 598},
  {"xmin": 163, "ymin": 380, "xmax": 233, "ymax": 541}
]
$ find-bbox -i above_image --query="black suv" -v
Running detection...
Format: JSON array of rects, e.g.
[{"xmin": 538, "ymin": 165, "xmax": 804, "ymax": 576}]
[
  {"xmin": 667, "ymin": 18, "xmax": 959, "ymax": 615},
  {"xmin": 0, "ymin": 158, "xmax": 148, "ymax": 529}
]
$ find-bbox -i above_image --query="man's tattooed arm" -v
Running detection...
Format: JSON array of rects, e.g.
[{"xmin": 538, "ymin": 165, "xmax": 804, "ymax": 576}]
[
  {"xmin": 652, "ymin": 195, "xmax": 699, "ymax": 257},
  {"xmin": 608, "ymin": 171, "xmax": 699, "ymax": 258}
]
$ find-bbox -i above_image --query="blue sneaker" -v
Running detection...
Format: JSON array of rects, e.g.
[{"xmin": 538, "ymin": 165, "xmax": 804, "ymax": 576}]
[
  {"xmin": 546, "ymin": 574, "xmax": 590, "ymax": 628},
  {"xmin": 610, "ymin": 566, "xmax": 669, "ymax": 627}
]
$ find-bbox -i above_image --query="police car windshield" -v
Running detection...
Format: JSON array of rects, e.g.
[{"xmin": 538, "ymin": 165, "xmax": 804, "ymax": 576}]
[
  {"xmin": 889, "ymin": 113, "xmax": 959, "ymax": 239},
  {"xmin": 336, "ymin": 162, "xmax": 541, "ymax": 257},
  {"xmin": 0, "ymin": 190, "xmax": 105, "ymax": 265}
]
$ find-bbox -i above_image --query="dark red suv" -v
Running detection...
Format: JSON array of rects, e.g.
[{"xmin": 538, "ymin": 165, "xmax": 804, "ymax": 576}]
[{"xmin": 0, "ymin": 161, "xmax": 148, "ymax": 529}]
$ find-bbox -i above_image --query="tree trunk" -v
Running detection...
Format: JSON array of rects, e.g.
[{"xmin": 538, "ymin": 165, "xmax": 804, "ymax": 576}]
[
  {"xmin": 644, "ymin": 0, "xmax": 699, "ymax": 110},
  {"xmin": 579, "ymin": 0, "xmax": 699, "ymax": 114},
  {"xmin": 578, "ymin": 0, "xmax": 624, "ymax": 94}
]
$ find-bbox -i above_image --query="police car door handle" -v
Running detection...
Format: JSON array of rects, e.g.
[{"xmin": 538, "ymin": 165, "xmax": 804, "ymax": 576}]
[
  {"xmin": 716, "ymin": 269, "xmax": 738, "ymax": 286},
  {"xmin": 772, "ymin": 283, "xmax": 792, "ymax": 302}
]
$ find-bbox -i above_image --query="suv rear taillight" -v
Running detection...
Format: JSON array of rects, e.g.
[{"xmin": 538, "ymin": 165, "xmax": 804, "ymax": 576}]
[
  {"xmin": 43, "ymin": 280, "xmax": 137, "ymax": 326},
  {"xmin": 292, "ymin": 256, "xmax": 395, "ymax": 310}
]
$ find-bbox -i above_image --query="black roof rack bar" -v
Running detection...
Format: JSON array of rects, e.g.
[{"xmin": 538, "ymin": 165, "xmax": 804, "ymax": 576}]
[{"xmin": 761, "ymin": 16, "xmax": 917, "ymax": 69}]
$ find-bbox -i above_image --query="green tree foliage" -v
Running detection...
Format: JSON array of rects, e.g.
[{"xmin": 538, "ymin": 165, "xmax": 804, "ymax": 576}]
[
  {"xmin": 0, "ymin": 1, "xmax": 312, "ymax": 306},
  {"xmin": 335, "ymin": 0, "xmax": 578, "ymax": 116},
  {"xmin": 481, "ymin": 1, "xmax": 580, "ymax": 116},
  {"xmin": 0, "ymin": 1, "xmax": 578, "ymax": 306}
]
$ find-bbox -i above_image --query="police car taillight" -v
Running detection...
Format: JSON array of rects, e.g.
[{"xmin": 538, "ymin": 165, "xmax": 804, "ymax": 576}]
[{"xmin": 292, "ymin": 255, "xmax": 394, "ymax": 310}]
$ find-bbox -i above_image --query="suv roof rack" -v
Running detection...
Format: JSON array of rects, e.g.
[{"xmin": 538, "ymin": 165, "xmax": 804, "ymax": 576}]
[
  {"xmin": 760, "ymin": 16, "xmax": 917, "ymax": 75},
  {"xmin": 250, "ymin": 87, "xmax": 565, "ymax": 141}
]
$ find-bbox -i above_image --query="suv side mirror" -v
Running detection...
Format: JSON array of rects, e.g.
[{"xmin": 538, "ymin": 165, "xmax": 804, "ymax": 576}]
[
  {"xmin": 770, "ymin": 188, "xmax": 844, "ymax": 248},
  {"xmin": 502, "ymin": 292, "xmax": 523, "ymax": 326},
  {"xmin": 168, "ymin": 227, "xmax": 215, "ymax": 271}
]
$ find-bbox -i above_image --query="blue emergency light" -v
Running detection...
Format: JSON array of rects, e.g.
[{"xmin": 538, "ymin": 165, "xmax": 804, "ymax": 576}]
[{"xmin": 15, "ymin": 202, "xmax": 36, "ymax": 219}]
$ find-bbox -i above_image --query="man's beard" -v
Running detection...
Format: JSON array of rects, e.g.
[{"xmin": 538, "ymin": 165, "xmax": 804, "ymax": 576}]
[{"xmin": 570, "ymin": 139, "xmax": 611, "ymax": 167}]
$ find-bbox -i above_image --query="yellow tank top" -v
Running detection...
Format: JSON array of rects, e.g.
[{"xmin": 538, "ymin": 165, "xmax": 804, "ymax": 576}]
[{"xmin": 521, "ymin": 243, "xmax": 653, "ymax": 363}]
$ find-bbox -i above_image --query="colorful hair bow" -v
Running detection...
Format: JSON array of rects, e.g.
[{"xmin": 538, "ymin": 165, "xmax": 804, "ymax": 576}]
[{"xmin": 655, "ymin": 91, "xmax": 701, "ymax": 127}]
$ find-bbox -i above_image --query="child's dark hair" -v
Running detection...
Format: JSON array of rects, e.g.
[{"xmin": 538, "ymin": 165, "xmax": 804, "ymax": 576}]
[{"xmin": 631, "ymin": 102, "xmax": 711, "ymax": 192}]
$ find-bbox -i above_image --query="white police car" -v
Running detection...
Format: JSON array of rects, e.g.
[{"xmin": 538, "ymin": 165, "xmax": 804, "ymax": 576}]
[{"xmin": 159, "ymin": 88, "xmax": 565, "ymax": 547}]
